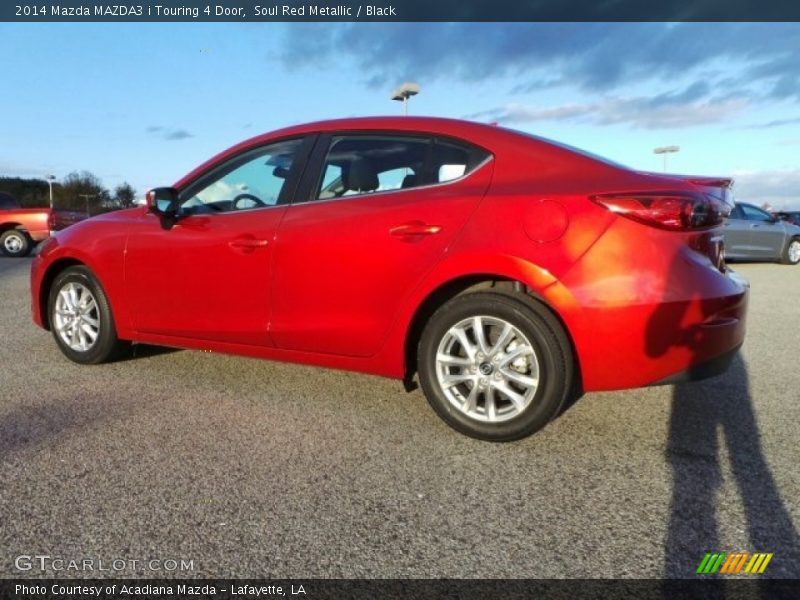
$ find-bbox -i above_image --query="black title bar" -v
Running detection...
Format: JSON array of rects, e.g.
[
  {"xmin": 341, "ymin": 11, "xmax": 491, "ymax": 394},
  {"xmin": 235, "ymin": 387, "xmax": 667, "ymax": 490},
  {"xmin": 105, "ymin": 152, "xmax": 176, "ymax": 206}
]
[
  {"xmin": 3, "ymin": 0, "xmax": 800, "ymax": 22},
  {"xmin": 3, "ymin": 579, "xmax": 800, "ymax": 600}
]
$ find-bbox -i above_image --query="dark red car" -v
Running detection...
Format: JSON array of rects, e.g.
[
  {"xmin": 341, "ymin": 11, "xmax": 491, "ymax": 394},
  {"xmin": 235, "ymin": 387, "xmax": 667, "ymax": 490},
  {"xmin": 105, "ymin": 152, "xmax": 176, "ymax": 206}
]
[{"xmin": 30, "ymin": 117, "xmax": 748, "ymax": 441}]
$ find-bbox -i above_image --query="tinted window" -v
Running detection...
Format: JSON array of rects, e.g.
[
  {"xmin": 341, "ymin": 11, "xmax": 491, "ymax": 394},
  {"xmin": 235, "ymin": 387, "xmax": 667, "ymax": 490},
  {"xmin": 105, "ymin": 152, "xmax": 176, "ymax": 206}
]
[
  {"xmin": 314, "ymin": 135, "xmax": 491, "ymax": 200},
  {"xmin": 0, "ymin": 193, "xmax": 19, "ymax": 209},
  {"xmin": 430, "ymin": 139, "xmax": 490, "ymax": 183},
  {"xmin": 739, "ymin": 204, "xmax": 773, "ymax": 222},
  {"xmin": 181, "ymin": 138, "xmax": 303, "ymax": 214},
  {"xmin": 316, "ymin": 135, "xmax": 429, "ymax": 200}
]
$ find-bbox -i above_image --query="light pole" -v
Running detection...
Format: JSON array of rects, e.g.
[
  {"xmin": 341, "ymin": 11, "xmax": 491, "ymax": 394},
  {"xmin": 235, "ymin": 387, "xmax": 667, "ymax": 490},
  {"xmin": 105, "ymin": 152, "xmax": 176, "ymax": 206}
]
[
  {"xmin": 45, "ymin": 175, "xmax": 56, "ymax": 209},
  {"xmin": 653, "ymin": 145, "xmax": 680, "ymax": 172},
  {"xmin": 391, "ymin": 82, "xmax": 421, "ymax": 115}
]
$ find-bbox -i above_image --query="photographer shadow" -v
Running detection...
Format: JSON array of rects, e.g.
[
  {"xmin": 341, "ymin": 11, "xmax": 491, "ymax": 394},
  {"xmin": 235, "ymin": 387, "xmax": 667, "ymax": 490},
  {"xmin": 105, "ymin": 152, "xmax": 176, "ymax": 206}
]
[{"xmin": 663, "ymin": 353, "xmax": 799, "ymax": 578}]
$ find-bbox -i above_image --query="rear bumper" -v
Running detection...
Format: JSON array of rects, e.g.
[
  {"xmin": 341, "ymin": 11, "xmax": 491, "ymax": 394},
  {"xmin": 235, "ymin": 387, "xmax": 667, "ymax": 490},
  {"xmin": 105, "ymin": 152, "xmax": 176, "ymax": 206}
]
[
  {"xmin": 649, "ymin": 343, "xmax": 742, "ymax": 386},
  {"xmin": 560, "ymin": 219, "xmax": 750, "ymax": 392}
]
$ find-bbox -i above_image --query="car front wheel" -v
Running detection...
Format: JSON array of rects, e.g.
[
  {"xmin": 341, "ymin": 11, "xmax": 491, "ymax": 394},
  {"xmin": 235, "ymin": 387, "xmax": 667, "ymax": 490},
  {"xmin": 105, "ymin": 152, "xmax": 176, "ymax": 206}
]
[
  {"xmin": 48, "ymin": 266, "xmax": 129, "ymax": 364},
  {"xmin": 418, "ymin": 292, "xmax": 575, "ymax": 442}
]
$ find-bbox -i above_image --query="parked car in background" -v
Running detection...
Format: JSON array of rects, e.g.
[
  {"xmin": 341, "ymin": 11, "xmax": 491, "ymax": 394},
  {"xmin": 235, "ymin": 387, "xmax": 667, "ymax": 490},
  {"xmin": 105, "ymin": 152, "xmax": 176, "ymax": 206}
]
[
  {"xmin": 723, "ymin": 202, "xmax": 800, "ymax": 265},
  {"xmin": 31, "ymin": 117, "xmax": 748, "ymax": 441},
  {"xmin": 0, "ymin": 196, "xmax": 86, "ymax": 257}
]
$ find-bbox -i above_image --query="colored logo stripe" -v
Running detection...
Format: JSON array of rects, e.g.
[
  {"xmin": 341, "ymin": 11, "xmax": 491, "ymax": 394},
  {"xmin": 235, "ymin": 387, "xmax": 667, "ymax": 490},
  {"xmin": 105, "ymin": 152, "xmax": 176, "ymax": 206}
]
[
  {"xmin": 697, "ymin": 553, "xmax": 726, "ymax": 574},
  {"xmin": 697, "ymin": 552, "xmax": 773, "ymax": 575},
  {"xmin": 744, "ymin": 553, "xmax": 773, "ymax": 574}
]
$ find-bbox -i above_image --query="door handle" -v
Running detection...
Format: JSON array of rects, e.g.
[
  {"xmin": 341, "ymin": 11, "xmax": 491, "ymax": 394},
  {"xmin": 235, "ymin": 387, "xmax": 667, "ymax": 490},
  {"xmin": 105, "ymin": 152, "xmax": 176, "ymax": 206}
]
[
  {"xmin": 229, "ymin": 238, "xmax": 269, "ymax": 249},
  {"xmin": 390, "ymin": 221, "xmax": 442, "ymax": 237}
]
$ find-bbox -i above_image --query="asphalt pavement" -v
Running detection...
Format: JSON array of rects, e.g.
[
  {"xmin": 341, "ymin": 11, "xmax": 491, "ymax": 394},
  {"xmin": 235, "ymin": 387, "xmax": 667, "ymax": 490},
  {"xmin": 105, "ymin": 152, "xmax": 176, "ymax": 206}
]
[{"xmin": 0, "ymin": 257, "xmax": 798, "ymax": 578}]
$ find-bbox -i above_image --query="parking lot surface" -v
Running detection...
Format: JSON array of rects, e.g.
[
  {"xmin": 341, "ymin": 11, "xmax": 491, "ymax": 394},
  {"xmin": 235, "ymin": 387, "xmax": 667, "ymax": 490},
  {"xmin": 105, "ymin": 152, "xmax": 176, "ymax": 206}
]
[{"xmin": 0, "ymin": 257, "xmax": 798, "ymax": 578}]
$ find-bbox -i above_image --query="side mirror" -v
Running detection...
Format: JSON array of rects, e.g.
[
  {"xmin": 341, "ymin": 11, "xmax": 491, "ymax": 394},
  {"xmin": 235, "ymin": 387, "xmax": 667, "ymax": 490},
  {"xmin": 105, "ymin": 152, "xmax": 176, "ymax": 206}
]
[{"xmin": 146, "ymin": 188, "xmax": 180, "ymax": 230}]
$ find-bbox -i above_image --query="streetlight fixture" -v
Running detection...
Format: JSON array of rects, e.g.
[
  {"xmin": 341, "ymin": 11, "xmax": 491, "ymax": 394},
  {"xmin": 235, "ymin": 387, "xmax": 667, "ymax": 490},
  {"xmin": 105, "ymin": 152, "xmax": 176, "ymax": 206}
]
[
  {"xmin": 391, "ymin": 82, "xmax": 421, "ymax": 116},
  {"xmin": 45, "ymin": 175, "xmax": 56, "ymax": 209},
  {"xmin": 653, "ymin": 145, "xmax": 680, "ymax": 172}
]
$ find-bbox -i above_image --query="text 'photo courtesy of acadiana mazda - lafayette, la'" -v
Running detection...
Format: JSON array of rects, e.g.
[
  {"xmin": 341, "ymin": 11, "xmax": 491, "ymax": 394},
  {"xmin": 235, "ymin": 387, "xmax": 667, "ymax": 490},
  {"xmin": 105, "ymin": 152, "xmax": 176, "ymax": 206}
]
[{"xmin": 29, "ymin": 117, "xmax": 749, "ymax": 441}]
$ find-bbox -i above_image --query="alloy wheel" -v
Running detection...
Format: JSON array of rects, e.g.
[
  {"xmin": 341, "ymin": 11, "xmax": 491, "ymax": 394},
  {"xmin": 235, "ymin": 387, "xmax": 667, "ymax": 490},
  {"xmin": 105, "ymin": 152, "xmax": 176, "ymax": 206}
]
[
  {"xmin": 435, "ymin": 315, "xmax": 540, "ymax": 423},
  {"xmin": 53, "ymin": 282, "xmax": 100, "ymax": 352}
]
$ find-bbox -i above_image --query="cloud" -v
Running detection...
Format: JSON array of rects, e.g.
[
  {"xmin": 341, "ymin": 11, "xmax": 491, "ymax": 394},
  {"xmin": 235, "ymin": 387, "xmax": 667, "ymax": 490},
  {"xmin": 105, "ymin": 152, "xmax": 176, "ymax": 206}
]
[
  {"xmin": 741, "ymin": 117, "xmax": 800, "ymax": 130},
  {"xmin": 164, "ymin": 129, "xmax": 193, "ymax": 141},
  {"xmin": 0, "ymin": 163, "xmax": 53, "ymax": 178},
  {"xmin": 279, "ymin": 23, "xmax": 800, "ymax": 98},
  {"xmin": 146, "ymin": 126, "xmax": 194, "ymax": 141},
  {"xmin": 466, "ymin": 83, "xmax": 750, "ymax": 129},
  {"xmin": 734, "ymin": 169, "xmax": 800, "ymax": 210}
]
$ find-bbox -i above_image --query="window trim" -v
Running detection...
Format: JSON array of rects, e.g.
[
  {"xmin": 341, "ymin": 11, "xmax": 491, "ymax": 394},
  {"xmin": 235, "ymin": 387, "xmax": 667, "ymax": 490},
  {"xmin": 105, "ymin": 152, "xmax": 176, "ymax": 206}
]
[
  {"xmin": 293, "ymin": 131, "xmax": 494, "ymax": 205},
  {"xmin": 175, "ymin": 135, "xmax": 316, "ymax": 216}
]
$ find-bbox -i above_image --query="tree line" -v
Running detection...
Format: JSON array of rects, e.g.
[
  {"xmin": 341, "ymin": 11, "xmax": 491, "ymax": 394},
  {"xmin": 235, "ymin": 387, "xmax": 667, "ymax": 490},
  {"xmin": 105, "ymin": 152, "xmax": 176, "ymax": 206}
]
[{"xmin": 0, "ymin": 172, "xmax": 137, "ymax": 215}]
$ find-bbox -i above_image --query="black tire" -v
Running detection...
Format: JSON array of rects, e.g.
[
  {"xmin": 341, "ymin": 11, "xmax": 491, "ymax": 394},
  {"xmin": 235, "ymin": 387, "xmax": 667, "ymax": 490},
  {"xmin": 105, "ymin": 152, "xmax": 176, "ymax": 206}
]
[
  {"xmin": 48, "ymin": 266, "xmax": 130, "ymax": 364},
  {"xmin": 418, "ymin": 292, "xmax": 575, "ymax": 442},
  {"xmin": 0, "ymin": 229, "xmax": 32, "ymax": 257},
  {"xmin": 781, "ymin": 237, "xmax": 800, "ymax": 265}
]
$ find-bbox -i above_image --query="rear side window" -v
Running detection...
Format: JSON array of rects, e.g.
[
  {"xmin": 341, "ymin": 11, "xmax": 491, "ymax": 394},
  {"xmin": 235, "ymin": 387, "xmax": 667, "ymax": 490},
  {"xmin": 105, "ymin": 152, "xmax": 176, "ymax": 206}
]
[
  {"xmin": 314, "ymin": 134, "xmax": 491, "ymax": 200},
  {"xmin": 316, "ymin": 136, "xmax": 429, "ymax": 200},
  {"xmin": 430, "ymin": 139, "xmax": 490, "ymax": 184}
]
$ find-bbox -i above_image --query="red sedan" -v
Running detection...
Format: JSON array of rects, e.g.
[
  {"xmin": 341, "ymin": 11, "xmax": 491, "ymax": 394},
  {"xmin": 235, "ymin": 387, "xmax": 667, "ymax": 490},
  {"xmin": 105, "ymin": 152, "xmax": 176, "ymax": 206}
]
[{"xmin": 30, "ymin": 117, "xmax": 748, "ymax": 441}]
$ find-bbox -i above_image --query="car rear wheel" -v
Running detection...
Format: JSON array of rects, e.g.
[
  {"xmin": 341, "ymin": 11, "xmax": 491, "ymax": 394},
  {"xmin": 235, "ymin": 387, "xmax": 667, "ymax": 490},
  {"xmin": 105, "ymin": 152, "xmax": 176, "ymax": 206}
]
[
  {"xmin": 418, "ymin": 292, "xmax": 574, "ymax": 442},
  {"xmin": 782, "ymin": 237, "xmax": 800, "ymax": 265},
  {"xmin": 48, "ymin": 266, "xmax": 130, "ymax": 364},
  {"xmin": 0, "ymin": 229, "xmax": 32, "ymax": 257}
]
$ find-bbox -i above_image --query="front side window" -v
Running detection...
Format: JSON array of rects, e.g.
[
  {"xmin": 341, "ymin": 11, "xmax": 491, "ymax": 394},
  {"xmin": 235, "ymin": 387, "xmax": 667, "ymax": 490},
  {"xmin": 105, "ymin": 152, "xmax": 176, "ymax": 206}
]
[
  {"xmin": 740, "ymin": 204, "xmax": 773, "ymax": 222},
  {"xmin": 181, "ymin": 138, "xmax": 303, "ymax": 214},
  {"xmin": 316, "ymin": 136, "xmax": 430, "ymax": 200}
]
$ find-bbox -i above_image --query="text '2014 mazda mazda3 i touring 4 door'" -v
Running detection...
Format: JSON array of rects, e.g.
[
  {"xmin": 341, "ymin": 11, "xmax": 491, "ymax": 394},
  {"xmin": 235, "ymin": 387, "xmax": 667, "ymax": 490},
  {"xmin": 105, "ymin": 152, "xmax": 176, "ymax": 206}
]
[{"xmin": 31, "ymin": 117, "xmax": 749, "ymax": 441}]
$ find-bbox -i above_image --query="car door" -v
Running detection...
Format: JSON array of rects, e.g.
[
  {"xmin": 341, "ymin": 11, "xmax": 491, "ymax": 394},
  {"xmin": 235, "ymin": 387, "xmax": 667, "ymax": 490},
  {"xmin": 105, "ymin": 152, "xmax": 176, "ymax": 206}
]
[
  {"xmin": 738, "ymin": 203, "xmax": 786, "ymax": 259},
  {"xmin": 269, "ymin": 133, "xmax": 493, "ymax": 357},
  {"xmin": 125, "ymin": 137, "xmax": 313, "ymax": 345},
  {"xmin": 722, "ymin": 205, "xmax": 752, "ymax": 258}
]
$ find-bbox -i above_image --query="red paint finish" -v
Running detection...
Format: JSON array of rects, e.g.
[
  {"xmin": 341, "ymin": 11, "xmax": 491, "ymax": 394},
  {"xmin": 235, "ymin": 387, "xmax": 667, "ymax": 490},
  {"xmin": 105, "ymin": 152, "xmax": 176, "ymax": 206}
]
[
  {"xmin": 269, "ymin": 161, "xmax": 493, "ymax": 357},
  {"xmin": 30, "ymin": 117, "xmax": 748, "ymax": 392}
]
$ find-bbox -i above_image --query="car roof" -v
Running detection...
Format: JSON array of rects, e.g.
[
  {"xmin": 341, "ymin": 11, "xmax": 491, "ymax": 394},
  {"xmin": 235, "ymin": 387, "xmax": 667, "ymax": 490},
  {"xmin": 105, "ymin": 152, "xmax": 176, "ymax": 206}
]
[
  {"xmin": 172, "ymin": 116, "xmax": 636, "ymax": 190},
  {"xmin": 173, "ymin": 117, "xmax": 537, "ymax": 189}
]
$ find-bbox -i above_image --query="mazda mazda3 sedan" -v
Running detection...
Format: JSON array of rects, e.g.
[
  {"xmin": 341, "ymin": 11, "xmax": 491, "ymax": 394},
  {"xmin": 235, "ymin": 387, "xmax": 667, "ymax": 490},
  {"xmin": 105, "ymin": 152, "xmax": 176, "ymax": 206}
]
[{"xmin": 31, "ymin": 117, "xmax": 748, "ymax": 441}]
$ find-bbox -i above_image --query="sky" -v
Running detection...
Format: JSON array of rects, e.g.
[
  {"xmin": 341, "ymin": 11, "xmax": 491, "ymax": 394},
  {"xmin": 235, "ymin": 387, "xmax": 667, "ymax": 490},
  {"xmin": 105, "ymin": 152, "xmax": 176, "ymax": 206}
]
[{"xmin": 1, "ymin": 22, "xmax": 800, "ymax": 209}]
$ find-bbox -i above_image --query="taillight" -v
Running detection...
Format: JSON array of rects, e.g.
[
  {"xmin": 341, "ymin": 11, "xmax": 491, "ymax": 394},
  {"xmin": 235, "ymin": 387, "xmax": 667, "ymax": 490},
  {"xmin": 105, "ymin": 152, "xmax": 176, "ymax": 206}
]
[{"xmin": 590, "ymin": 192, "xmax": 729, "ymax": 231}]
